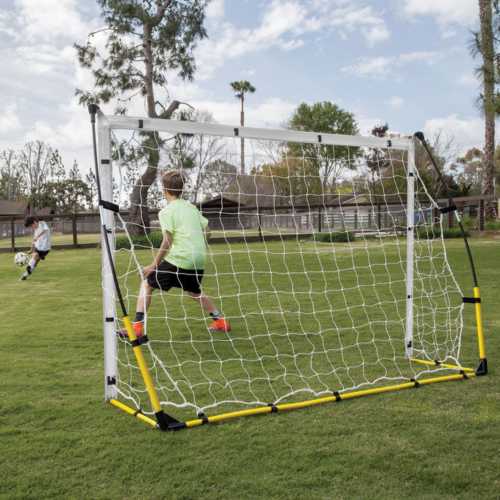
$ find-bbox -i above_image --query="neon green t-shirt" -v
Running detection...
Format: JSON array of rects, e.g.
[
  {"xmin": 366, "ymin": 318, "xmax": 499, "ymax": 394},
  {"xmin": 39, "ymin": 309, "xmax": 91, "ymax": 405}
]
[{"xmin": 159, "ymin": 199, "xmax": 209, "ymax": 270}]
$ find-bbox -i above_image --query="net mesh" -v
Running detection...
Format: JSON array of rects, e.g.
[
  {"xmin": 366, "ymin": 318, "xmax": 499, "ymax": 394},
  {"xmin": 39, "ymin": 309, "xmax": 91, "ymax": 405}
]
[{"xmin": 105, "ymin": 124, "xmax": 464, "ymax": 418}]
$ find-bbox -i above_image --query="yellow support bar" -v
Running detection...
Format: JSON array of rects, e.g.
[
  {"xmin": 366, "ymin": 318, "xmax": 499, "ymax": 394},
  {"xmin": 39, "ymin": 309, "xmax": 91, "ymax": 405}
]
[
  {"xmin": 409, "ymin": 358, "xmax": 475, "ymax": 373},
  {"xmin": 110, "ymin": 399, "xmax": 157, "ymax": 428},
  {"xmin": 473, "ymin": 287, "xmax": 487, "ymax": 360},
  {"xmin": 182, "ymin": 372, "xmax": 473, "ymax": 430},
  {"xmin": 122, "ymin": 316, "xmax": 163, "ymax": 415}
]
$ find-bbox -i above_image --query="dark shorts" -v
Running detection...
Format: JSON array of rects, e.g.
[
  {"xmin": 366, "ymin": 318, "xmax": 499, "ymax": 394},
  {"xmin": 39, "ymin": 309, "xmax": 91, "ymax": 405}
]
[
  {"xmin": 35, "ymin": 249, "xmax": 50, "ymax": 260},
  {"xmin": 147, "ymin": 260, "xmax": 204, "ymax": 295}
]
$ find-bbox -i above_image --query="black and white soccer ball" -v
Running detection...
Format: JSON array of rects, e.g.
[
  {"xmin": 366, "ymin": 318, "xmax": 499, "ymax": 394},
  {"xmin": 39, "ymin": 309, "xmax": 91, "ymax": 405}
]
[{"xmin": 14, "ymin": 252, "xmax": 29, "ymax": 267}]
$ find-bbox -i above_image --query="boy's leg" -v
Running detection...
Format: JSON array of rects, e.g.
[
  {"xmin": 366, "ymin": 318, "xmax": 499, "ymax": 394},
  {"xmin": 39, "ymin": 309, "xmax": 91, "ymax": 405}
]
[
  {"xmin": 188, "ymin": 292, "xmax": 231, "ymax": 332},
  {"xmin": 136, "ymin": 280, "xmax": 154, "ymax": 320},
  {"xmin": 20, "ymin": 252, "xmax": 40, "ymax": 280},
  {"xmin": 118, "ymin": 280, "xmax": 154, "ymax": 338}
]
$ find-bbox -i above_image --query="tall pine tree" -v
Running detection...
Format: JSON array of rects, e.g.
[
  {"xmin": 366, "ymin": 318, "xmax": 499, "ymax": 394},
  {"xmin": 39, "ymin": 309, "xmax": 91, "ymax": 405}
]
[{"xmin": 75, "ymin": 0, "xmax": 209, "ymax": 234}]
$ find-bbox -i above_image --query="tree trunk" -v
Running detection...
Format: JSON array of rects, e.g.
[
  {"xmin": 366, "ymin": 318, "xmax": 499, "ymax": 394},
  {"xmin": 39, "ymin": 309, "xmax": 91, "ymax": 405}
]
[
  {"xmin": 128, "ymin": 22, "xmax": 179, "ymax": 235},
  {"xmin": 479, "ymin": 0, "xmax": 497, "ymax": 218}
]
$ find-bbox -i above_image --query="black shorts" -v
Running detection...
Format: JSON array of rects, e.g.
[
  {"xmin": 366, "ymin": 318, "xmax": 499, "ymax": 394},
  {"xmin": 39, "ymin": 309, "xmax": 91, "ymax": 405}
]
[
  {"xmin": 35, "ymin": 249, "xmax": 50, "ymax": 260},
  {"xmin": 147, "ymin": 260, "xmax": 204, "ymax": 295}
]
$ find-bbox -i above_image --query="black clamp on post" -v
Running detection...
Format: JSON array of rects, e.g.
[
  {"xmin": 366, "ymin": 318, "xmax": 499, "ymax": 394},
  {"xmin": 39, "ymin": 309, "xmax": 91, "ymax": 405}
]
[
  {"xmin": 333, "ymin": 391, "xmax": 342, "ymax": 401},
  {"xmin": 130, "ymin": 335, "xmax": 149, "ymax": 347},
  {"xmin": 197, "ymin": 412, "xmax": 210, "ymax": 424},
  {"xmin": 99, "ymin": 200, "xmax": 120, "ymax": 213},
  {"xmin": 410, "ymin": 378, "xmax": 420, "ymax": 388},
  {"xmin": 439, "ymin": 205, "xmax": 457, "ymax": 214},
  {"xmin": 267, "ymin": 403, "xmax": 278, "ymax": 413},
  {"xmin": 462, "ymin": 297, "xmax": 481, "ymax": 304}
]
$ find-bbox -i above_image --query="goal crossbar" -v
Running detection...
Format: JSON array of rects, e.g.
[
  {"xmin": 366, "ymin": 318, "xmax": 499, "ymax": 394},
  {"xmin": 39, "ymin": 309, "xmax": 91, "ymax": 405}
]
[{"xmin": 103, "ymin": 113, "xmax": 412, "ymax": 150}]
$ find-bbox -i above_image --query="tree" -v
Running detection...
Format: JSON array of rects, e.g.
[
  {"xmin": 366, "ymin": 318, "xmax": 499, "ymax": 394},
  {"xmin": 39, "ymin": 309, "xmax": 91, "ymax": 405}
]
[
  {"xmin": 365, "ymin": 123, "xmax": 390, "ymax": 191},
  {"xmin": 40, "ymin": 161, "xmax": 92, "ymax": 214},
  {"xmin": 17, "ymin": 141, "xmax": 61, "ymax": 211},
  {"xmin": 75, "ymin": 0, "xmax": 209, "ymax": 234},
  {"xmin": 230, "ymin": 80, "xmax": 256, "ymax": 175},
  {"xmin": 471, "ymin": 0, "xmax": 498, "ymax": 217},
  {"xmin": 201, "ymin": 160, "xmax": 237, "ymax": 200},
  {"xmin": 167, "ymin": 110, "xmax": 226, "ymax": 202},
  {"xmin": 288, "ymin": 102, "xmax": 360, "ymax": 191},
  {"xmin": 0, "ymin": 150, "xmax": 24, "ymax": 201}
]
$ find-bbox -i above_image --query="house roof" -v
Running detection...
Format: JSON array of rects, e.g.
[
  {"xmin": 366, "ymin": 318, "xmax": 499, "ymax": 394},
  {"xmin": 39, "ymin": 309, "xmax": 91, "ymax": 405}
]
[{"xmin": 0, "ymin": 200, "xmax": 27, "ymax": 216}]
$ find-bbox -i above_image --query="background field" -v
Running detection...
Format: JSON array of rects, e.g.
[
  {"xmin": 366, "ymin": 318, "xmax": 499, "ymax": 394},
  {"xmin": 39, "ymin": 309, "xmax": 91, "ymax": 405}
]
[{"xmin": 1, "ymin": 238, "xmax": 499, "ymax": 499}]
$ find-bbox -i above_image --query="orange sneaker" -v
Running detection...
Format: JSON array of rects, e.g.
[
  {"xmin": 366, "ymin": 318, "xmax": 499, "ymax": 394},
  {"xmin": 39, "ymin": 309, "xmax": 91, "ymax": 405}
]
[
  {"xmin": 208, "ymin": 318, "xmax": 231, "ymax": 333},
  {"xmin": 117, "ymin": 321, "xmax": 144, "ymax": 339}
]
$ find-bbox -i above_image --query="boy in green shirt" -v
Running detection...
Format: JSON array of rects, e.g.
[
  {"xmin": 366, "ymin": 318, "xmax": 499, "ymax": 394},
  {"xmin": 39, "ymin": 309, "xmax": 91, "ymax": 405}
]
[{"xmin": 124, "ymin": 171, "xmax": 230, "ymax": 338}]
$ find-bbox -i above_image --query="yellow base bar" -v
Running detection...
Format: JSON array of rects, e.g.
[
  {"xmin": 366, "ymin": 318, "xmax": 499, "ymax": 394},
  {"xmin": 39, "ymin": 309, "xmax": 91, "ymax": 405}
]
[
  {"xmin": 110, "ymin": 399, "xmax": 158, "ymax": 428},
  {"xmin": 409, "ymin": 358, "xmax": 475, "ymax": 373},
  {"xmin": 183, "ymin": 372, "xmax": 475, "ymax": 430},
  {"xmin": 110, "ymin": 372, "xmax": 476, "ymax": 431}
]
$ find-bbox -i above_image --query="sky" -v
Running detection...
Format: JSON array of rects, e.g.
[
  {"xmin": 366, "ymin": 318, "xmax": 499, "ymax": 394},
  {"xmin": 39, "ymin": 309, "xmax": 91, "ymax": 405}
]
[{"xmin": 0, "ymin": 0, "xmax": 493, "ymax": 174}]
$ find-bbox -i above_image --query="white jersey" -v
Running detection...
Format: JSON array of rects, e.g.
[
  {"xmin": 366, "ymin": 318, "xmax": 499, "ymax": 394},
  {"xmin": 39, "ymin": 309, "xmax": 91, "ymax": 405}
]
[{"xmin": 34, "ymin": 221, "xmax": 51, "ymax": 251}]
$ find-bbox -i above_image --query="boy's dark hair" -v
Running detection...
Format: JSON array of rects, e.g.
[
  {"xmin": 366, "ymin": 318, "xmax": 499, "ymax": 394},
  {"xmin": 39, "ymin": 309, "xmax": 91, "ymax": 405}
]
[
  {"xmin": 162, "ymin": 170, "xmax": 185, "ymax": 196},
  {"xmin": 24, "ymin": 216, "xmax": 39, "ymax": 228}
]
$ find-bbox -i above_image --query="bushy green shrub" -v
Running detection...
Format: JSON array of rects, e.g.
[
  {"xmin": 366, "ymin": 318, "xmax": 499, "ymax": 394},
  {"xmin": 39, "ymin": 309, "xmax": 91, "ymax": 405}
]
[
  {"xmin": 115, "ymin": 231, "xmax": 164, "ymax": 250},
  {"xmin": 484, "ymin": 220, "xmax": 500, "ymax": 230},
  {"xmin": 416, "ymin": 227, "xmax": 468, "ymax": 240},
  {"xmin": 313, "ymin": 231, "xmax": 355, "ymax": 243}
]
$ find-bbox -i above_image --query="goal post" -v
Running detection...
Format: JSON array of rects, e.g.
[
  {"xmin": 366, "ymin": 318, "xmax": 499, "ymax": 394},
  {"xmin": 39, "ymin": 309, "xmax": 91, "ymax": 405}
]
[{"xmin": 89, "ymin": 106, "xmax": 487, "ymax": 431}]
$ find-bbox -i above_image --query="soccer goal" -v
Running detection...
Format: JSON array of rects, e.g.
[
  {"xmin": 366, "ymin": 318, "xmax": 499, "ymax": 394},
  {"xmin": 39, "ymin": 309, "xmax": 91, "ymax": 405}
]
[{"xmin": 89, "ymin": 105, "xmax": 487, "ymax": 431}]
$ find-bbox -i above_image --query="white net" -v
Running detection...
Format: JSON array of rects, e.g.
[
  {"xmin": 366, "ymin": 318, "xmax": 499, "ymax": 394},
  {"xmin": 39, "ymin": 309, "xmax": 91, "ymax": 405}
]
[{"xmin": 104, "ymin": 121, "xmax": 464, "ymax": 419}]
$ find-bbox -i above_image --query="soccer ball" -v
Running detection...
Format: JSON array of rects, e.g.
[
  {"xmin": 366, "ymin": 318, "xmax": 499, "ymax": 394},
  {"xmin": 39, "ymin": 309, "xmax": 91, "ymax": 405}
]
[{"xmin": 14, "ymin": 252, "xmax": 29, "ymax": 267}]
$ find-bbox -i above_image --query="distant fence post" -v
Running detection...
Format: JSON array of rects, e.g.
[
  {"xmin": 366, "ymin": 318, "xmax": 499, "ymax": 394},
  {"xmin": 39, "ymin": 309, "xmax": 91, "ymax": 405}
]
[
  {"xmin": 257, "ymin": 212, "xmax": 264, "ymax": 242},
  {"xmin": 11, "ymin": 218, "xmax": 15, "ymax": 252},
  {"xmin": 479, "ymin": 199, "xmax": 485, "ymax": 231},
  {"xmin": 318, "ymin": 207, "xmax": 322, "ymax": 233},
  {"xmin": 448, "ymin": 199, "xmax": 454, "ymax": 228},
  {"xmin": 377, "ymin": 204, "xmax": 381, "ymax": 229},
  {"xmin": 72, "ymin": 213, "xmax": 78, "ymax": 247}
]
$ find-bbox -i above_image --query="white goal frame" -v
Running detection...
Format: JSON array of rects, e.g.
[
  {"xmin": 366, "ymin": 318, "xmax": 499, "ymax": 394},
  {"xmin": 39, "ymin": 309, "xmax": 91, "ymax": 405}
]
[
  {"xmin": 90, "ymin": 107, "xmax": 489, "ymax": 432},
  {"xmin": 94, "ymin": 109, "xmax": 417, "ymax": 402}
]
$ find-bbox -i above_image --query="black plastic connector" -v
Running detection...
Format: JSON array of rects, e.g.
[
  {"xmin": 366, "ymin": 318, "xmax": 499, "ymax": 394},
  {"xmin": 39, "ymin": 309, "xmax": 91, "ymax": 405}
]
[
  {"xmin": 476, "ymin": 358, "xmax": 488, "ymax": 376},
  {"xmin": 267, "ymin": 403, "xmax": 278, "ymax": 413},
  {"xmin": 413, "ymin": 131, "xmax": 425, "ymax": 142},
  {"xmin": 130, "ymin": 335, "xmax": 149, "ymax": 347},
  {"xmin": 99, "ymin": 200, "xmax": 120, "ymax": 213},
  {"xmin": 106, "ymin": 376, "xmax": 116, "ymax": 385},
  {"xmin": 463, "ymin": 297, "xmax": 481, "ymax": 304},
  {"xmin": 333, "ymin": 391, "xmax": 342, "ymax": 401},
  {"xmin": 234, "ymin": 128, "xmax": 239, "ymax": 137},
  {"xmin": 155, "ymin": 410, "xmax": 181, "ymax": 431},
  {"xmin": 88, "ymin": 103, "xmax": 99, "ymax": 123},
  {"xmin": 440, "ymin": 205, "xmax": 457, "ymax": 214}
]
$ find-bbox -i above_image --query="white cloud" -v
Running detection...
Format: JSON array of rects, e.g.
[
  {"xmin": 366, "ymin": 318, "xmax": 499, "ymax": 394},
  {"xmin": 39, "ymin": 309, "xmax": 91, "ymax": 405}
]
[
  {"xmin": 187, "ymin": 97, "xmax": 296, "ymax": 128},
  {"xmin": 0, "ymin": 104, "xmax": 22, "ymax": 134},
  {"xmin": 424, "ymin": 114, "xmax": 484, "ymax": 153},
  {"xmin": 457, "ymin": 74, "xmax": 478, "ymax": 88},
  {"xmin": 15, "ymin": 0, "xmax": 93, "ymax": 42},
  {"xmin": 206, "ymin": 0, "xmax": 225, "ymax": 19},
  {"xmin": 343, "ymin": 51, "xmax": 443, "ymax": 79},
  {"xmin": 403, "ymin": 0, "xmax": 479, "ymax": 28},
  {"xmin": 196, "ymin": 0, "xmax": 390, "ymax": 79},
  {"xmin": 388, "ymin": 96, "xmax": 404, "ymax": 110}
]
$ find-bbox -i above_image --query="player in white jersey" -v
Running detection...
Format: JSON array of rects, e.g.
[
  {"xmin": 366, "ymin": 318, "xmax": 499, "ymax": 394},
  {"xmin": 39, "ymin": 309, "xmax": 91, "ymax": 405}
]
[{"xmin": 20, "ymin": 216, "xmax": 52, "ymax": 281}]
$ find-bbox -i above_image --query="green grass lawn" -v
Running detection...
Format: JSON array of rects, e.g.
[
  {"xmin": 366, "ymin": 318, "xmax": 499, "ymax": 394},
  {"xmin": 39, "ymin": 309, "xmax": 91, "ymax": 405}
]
[{"xmin": 1, "ymin": 238, "xmax": 499, "ymax": 499}]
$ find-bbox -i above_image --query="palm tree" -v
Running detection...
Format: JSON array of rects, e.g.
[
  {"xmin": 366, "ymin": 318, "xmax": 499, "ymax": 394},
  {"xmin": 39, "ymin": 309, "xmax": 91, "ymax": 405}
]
[
  {"xmin": 472, "ymin": 0, "xmax": 497, "ymax": 217},
  {"xmin": 230, "ymin": 80, "xmax": 256, "ymax": 174}
]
